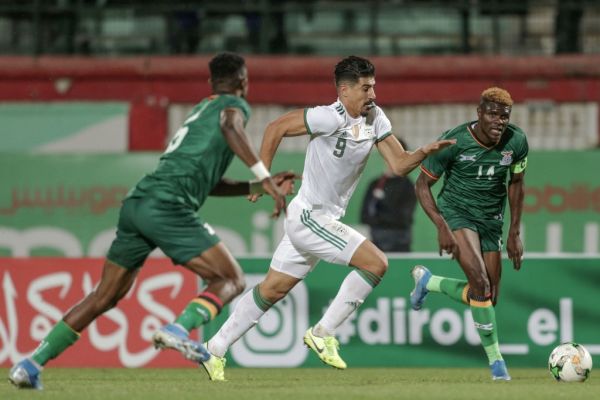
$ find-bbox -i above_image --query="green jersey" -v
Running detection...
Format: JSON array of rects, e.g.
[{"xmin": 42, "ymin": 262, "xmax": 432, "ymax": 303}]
[
  {"xmin": 421, "ymin": 121, "xmax": 528, "ymax": 221},
  {"xmin": 130, "ymin": 94, "xmax": 251, "ymax": 210}
]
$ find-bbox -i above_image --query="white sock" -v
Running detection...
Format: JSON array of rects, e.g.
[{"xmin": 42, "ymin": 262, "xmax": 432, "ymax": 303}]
[
  {"xmin": 315, "ymin": 270, "xmax": 375, "ymax": 335},
  {"xmin": 207, "ymin": 287, "xmax": 269, "ymax": 357}
]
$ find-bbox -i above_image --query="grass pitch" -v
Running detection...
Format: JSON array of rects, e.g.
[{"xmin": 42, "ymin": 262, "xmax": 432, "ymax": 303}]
[{"xmin": 1, "ymin": 367, "xmax": 597, "ymax": 400}]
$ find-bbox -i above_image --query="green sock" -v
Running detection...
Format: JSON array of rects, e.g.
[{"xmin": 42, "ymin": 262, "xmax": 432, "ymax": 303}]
[
  {"xmin": 426, "ymin": 275, "xmax": 469, "ymax": 304},
  {"xmin": 31, "ymin": 320, "xmax": 79, "ymax": 366},
  {"xmin": 175, "ymin": 297, "xmax": 219, "ymax": 332},
  {"xmin": 470, "ymin": 300, "xmax": 503, "ymax": 364}
]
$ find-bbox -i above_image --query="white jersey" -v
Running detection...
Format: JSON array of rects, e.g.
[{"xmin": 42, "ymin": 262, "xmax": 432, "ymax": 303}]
[{"xmin": 295, "ymin": 99, "xmax": 392, "ymax": 219}]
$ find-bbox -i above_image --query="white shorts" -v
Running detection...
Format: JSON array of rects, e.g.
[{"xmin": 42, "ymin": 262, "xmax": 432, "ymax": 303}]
[{"xmin": 271, "ymin": 200, "xmax": 366, "ymax": 279}]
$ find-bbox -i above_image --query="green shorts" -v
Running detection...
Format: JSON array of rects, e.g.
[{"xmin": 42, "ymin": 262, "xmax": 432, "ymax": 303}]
[
  {"xmin": 441, "ymin": 208, "xmax": 503, "ymax": 252},
  {"xmin": 107, "ymin": 196, "xmax": 220, "ymax": 270}
]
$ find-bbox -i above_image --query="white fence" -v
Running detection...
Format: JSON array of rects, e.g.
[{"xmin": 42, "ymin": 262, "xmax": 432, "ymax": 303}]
[{"xmin": 169, "ymin": 102, "xmax": 599, "ymax": 151}]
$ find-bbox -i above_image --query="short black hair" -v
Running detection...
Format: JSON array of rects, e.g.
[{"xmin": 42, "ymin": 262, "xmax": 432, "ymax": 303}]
[
  {"xmin": 209, "ymin": 52, "xmax": 246, "ymax": 88},
  {"xmin": 334, "ymin": 56, "xmax": 375, "ymax": 87}
]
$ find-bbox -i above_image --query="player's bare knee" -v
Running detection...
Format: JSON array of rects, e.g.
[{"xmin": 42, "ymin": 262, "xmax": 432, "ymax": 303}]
[
  {"xmin": 370, "ymin": 252, "xmax": 388, "ymax": 277},
  {"xmin": 257, "ymin": 282, "xmax": 288, "ymax": 304},
  {"xmin": 228, "ymin": 275, "xmax": 246, "ymax": 297},
  {"xmin": 469, "ymin": 274, "xmax": 491, "ymax": 298}
]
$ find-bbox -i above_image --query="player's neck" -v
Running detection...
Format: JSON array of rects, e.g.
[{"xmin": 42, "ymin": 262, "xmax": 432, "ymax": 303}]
[{"xmin": 338, "ymin": 99, "xmax": 361, "ymax": 119}]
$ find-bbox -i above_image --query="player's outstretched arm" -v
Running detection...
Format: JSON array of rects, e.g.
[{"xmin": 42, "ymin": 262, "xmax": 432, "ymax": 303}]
[
  {"xmin": 209, "ymin": 171, "xmax": 300, "ymax": 197},
  {"xmin": 259, "ymin": 108, "xmax": 308, "ymax": 170},
  {"xmin": 220, "ymin": 107, "xmax": 264, "ymax": 168},
  {"xmin": 246, "ymin": 109, "xmax": 307, "ymax": 203},
  {"xmin": 219, "ymin": 107, "xmax": 287, "ymax": 216},
  {"xmin": 507, "ymin": 171, "xmax": 525, "ymax": 270},
  {"xmin": 376, "ymin": 135, "xmax": 456, "ymax": 176},
  {"xmin": 415, "ymin": 172, "xmax": 459, "ymax": 259}
]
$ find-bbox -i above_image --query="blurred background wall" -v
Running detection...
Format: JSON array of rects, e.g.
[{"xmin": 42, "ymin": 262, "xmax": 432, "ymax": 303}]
[
  {"xmin": 1, "ymin": 0, "xmax": 600, "ymax": 369},
  {"xmin": 1, "ymin": 0, "xmax": 599, "ymax": 257}
]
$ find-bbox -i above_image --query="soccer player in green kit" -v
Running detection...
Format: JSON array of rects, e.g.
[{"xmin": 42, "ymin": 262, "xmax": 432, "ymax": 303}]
[
  {"xmin": 9, "ymin": 52, "xmax": 297, "ymax": 390},
  {"xmin": 410, "ymin": 87, "xmax": 528, "ymax": 381}
]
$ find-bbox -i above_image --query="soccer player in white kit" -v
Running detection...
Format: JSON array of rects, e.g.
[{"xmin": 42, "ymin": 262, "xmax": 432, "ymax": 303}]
[{"xmin": 200, "ymin": 56, "xmax": 455, "ymax": 381}]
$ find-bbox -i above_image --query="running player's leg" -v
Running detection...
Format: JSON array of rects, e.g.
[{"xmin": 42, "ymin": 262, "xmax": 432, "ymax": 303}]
[
  {"xmin": 202, "ymin": 234, "xmax": 307, "ymax": 380},
  {"xmin": 479, "ymin": 220, "xmax": 504, "ymax": 306},
  {"xmin": 10, "ymin": 198, "xmax": 150, "ymax": 390},
  {"xmin": 411, "ymin": 263, "xmax": 470, "ymax": 307},
  {"xmin": 205, "ymin": 268, "xmax": 300, "ymax": 370},
  {"xmin": 304, "ymin": 239, "xmax": 386, "ymax": 370},
  {"xmin": 302, "ymin": 239, "xmax": 383, "ymax": 370},
  {"xmin": 207, "ymin": 267, "xmax": 301, "ymax": 357},
  {"xmin": 483, "ymin": 251, "xmax": 502, "ymax": 306},
  {"xmin": 286, "ymin": 208, "xmax": 376, "ymax": 369},
  {"xmin": 453, "ymin": 229, "xmax": 509, "ymax": 380},
  {"xmin": 153, "ymin": 243, "xmax": 245, "ymax": 362},
  {"xmin": 9, "ymin": 260, "xmax": 139, "ymax": 389},
  {"xmin": 174, "ymin": 242, "xmax": 246, "ymax": 333},
  {"xmin": 64, "ymin": 260, "xmax": 139, "ymax": 331},
  {"xmin": 409, "ymin": 216, "xmax": 474, "ymax": 309},
  {"xmin": 314, "ymin": 239, "xmax": 387, "ymax": 338},
  {"xmin": 140, "ymin": 200, "xmax": 237, "ymax": 342},
  {"xmin": 155, "ymin": 242, "xmax": 248, "ymax": 374}
]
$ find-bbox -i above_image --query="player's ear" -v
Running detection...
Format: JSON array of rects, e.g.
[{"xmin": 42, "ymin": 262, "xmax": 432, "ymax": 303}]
[{"xmin": 338, "ymin": 82, "xmax": 351, "ymax": 99}]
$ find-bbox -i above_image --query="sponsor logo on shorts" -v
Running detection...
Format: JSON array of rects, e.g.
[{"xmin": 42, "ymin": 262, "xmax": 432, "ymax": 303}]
[{"xmin": 328, "ymin": 222, "xmax": 348, "ymax": 237}]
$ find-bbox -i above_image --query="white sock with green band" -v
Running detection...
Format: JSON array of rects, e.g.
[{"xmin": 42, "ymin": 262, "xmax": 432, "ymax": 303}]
[
  {"xmin": 315, "ymin": 270, "xmax": 378, "ymax": 335},
  {"xmin": 208, "ymin": 286, "xmax": 272, "ymax": 357}
]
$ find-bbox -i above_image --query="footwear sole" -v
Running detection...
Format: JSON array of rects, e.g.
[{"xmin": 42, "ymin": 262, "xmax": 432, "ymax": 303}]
[
  {"xmin": 8, "ymin": 376, "xmax": 22, "ymax": 388},
  {"xmin": 7, "ymin": 376, "xmax": 40, "ymax": 390},
  {"xmin": 199, "ymin": 361, "xmax": 226, "ymax": 382},
  {"xmin": 152, "ymin": 331, "xmax": 205, "ymax": 362}
]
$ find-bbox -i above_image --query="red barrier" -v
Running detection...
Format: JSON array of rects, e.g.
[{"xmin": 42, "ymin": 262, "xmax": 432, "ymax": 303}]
[
  {"xmin": 1, "ymin": 55, "xmax": 599, "ymax": 149},
  {"xmin": 0, "ymin": 258, "xmax": 200, "ymax": 368},
  {"xmin": 128, "ymin": 99, "xmax": 169, "ymax": 151},
  {"xmin": 1, "ymin": 55, "xmax": 600, "ymax": 104}
]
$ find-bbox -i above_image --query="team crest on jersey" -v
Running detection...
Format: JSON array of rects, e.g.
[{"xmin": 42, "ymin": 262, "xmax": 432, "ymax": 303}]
[
  {"xmin": 459, "ymin": 154, "xmax": 476, "ymax": 162},
  {"xmin": 500, "ymin": 151, "xmax": 513, "ymax": 166}
]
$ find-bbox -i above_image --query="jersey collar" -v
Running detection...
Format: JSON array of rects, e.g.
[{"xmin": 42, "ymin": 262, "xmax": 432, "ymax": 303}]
[
  {"xmin": 468, "ymin": 122, "xmax": 495, "ymax": 150},
  {"xmin": 336, "ymin": 99, "xmax": 362, "ymax": 124}
]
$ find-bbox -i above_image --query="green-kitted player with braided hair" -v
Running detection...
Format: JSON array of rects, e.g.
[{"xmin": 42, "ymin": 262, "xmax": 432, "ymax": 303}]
[{"xmin": 411, "ymin": 87, "xmax": 528, "ymax": 381}]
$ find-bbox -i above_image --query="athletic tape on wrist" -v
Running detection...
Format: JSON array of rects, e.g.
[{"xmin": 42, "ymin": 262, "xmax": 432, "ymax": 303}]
[{"xmin": 250, "ymin": 161, "xmax": 271, "ymax": 181}]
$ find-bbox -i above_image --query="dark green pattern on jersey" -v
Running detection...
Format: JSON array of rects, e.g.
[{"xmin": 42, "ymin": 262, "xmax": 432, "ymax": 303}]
[
  {"xmin": 421, "ymin": 121, "xmax": 528, "ymax": 220},
  {"xmin": 129, "ymin": 95, "xmax": 251, "ymax": 210}
]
